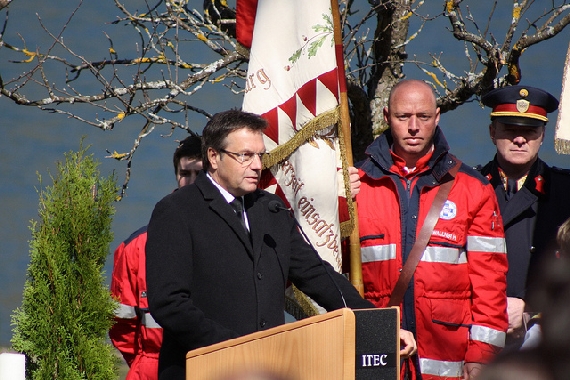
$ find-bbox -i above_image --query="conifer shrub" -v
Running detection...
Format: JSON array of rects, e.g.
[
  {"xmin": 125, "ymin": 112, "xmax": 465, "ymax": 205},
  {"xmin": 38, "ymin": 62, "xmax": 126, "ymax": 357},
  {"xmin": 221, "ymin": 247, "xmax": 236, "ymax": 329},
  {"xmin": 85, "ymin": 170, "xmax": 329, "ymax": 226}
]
[{"xmin": 11, "ymin": 143, "xmax": 119, "ymax": 379}]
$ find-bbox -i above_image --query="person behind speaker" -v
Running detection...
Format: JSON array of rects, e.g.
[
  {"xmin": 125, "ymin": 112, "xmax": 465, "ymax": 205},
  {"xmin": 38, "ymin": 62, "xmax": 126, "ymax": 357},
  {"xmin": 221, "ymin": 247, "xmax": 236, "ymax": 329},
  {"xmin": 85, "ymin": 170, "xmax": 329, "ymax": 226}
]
[
  {"xmin": 352, "ymin": 80, "xmax": 508, "ymax": 379},
  {"xmin": 109, "ymin": 135, "xmax": 203, "ymax": 380},
  {"xmin": 145, "ymin": 109, "xmax": 417, "ymax": 380}
]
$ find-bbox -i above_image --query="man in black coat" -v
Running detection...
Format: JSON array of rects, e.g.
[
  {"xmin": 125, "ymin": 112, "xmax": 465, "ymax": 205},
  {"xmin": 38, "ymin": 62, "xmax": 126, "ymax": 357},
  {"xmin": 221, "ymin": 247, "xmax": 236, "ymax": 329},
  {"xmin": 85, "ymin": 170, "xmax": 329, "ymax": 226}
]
[
  {"xmin": 146, "ymin": 109, "xmax": 416, "ymax": 380},
  {"xmin": 479, "ymin": 85, "xmax": 570, "ymax": 351}
]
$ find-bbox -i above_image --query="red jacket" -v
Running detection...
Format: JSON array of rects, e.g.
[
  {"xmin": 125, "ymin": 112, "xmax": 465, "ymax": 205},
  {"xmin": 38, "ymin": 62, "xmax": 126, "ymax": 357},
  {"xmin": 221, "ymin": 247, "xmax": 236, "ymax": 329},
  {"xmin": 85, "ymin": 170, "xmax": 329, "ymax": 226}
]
[
  {"xmin": 357, "ymin": 128, "xmax": 508, "ymax": 379},
  {"xmin": 109, "ymin": 226, "xmax": 162, "ymax": 380}
]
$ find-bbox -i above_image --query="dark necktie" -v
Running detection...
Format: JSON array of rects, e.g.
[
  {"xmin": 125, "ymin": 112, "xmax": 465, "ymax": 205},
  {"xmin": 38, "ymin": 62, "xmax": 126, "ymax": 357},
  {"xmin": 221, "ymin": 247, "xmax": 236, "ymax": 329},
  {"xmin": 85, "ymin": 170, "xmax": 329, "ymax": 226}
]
[
  {"xmin": 230, "ymin": 197, "xmax": 249, "ymax": 234},
  {"xmin": 506, "ymin": 178, "xmax": 518, "ymax": 201}
]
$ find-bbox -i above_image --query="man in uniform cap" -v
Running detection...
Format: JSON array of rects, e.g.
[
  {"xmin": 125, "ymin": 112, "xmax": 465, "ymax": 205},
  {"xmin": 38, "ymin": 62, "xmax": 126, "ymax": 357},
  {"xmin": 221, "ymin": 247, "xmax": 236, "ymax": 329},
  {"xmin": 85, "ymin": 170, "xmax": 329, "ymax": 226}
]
[{"xmin": 479, "ymin": 85, "xmax": 570, "ymax": 351}]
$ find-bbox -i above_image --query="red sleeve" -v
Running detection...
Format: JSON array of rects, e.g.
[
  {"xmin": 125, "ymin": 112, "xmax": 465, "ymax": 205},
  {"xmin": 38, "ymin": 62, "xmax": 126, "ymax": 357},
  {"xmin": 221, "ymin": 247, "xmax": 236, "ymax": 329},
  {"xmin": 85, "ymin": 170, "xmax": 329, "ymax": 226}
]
[
  {"xmin": 466, "ymin": 182, "xmax": 509, "ymax": 363},
  {"xmin": 109, "ymin": 233, "xmax": 146, "ymax": 365}
]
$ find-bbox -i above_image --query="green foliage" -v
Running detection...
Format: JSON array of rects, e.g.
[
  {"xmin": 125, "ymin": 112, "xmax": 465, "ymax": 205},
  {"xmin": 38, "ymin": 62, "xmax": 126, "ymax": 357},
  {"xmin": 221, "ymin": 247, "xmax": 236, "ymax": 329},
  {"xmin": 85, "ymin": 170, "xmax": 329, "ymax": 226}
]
[
  {"xmin": 288, "ymin": 11, "xmax": 334, "ymax": 64},
  {"xmin": 11, "ymin": 143, "xmax": 120, "ymax": 379}
]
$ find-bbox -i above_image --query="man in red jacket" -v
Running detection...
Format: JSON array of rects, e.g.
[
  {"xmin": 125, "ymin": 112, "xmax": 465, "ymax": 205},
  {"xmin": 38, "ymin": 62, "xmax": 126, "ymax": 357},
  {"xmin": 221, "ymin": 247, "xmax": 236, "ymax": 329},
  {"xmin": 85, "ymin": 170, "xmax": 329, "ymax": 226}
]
[
  {"xmin": 355, "ymin": 80, "xmax": 508, "ymax": 379},
  {"xmin": 109, "ymin": 135, "xmax": 202, "ymax": 380}
]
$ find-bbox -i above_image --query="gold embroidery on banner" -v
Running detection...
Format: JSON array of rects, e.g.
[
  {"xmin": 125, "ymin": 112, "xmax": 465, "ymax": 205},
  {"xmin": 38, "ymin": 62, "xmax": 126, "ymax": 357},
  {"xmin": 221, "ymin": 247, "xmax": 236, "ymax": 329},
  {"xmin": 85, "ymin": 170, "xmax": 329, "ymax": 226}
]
[{"xmin": 287, "ymin": 10, "xmax": 334, "ymax": 68}]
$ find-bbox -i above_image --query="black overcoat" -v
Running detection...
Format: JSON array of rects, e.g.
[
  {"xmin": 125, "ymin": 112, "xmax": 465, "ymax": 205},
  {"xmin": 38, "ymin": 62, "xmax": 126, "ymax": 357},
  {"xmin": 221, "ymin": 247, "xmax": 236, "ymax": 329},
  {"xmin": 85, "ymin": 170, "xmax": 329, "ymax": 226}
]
[
  {"xmin": 146, "ymin": 171, "xmax": 372, "ymax": 379},
  {"xmin": 480, "ymin": 157, "xmax": 570, "ymax": 299}
]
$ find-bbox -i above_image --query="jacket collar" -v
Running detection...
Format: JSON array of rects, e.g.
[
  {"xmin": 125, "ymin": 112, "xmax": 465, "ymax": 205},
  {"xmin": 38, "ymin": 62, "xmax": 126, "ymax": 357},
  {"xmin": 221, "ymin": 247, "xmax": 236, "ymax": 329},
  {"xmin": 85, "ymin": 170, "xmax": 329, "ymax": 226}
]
[
  {"xmin": 195, "ymin": 171, "xmax": 259, "ymax": 255},
  {"xmin": 483, "ymin": 157, "xmax": 549, "ymax": 198},
  {"xmin": 360, "ymin": 126, "xmax": 455, "ymax": 183}
]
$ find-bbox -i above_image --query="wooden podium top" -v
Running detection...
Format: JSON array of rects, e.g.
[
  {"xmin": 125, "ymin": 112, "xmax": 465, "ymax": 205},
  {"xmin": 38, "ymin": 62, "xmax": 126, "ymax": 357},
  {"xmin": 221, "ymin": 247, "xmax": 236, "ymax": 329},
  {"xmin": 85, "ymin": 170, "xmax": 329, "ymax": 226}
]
[{"xmin": 186, "ymin": 307, "xmax": 399, "ymax": 380}]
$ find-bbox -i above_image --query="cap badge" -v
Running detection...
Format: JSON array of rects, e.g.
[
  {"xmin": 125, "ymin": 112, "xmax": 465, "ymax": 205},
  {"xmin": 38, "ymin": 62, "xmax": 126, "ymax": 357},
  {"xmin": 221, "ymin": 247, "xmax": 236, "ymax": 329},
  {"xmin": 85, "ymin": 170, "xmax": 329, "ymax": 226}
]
[
  {"xmin": 516, "ymin": 99, "xmax": 530, "ymax": 113},
  {"xmin": 519, "ymin": 88, "xmax": 529, "ymax": 98}
]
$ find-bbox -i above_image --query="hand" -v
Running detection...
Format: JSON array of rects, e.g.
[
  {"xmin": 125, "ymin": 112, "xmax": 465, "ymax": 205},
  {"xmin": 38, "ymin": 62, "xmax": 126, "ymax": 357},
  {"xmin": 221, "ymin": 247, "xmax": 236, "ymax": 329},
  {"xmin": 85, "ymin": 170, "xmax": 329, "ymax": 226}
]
[
  {"xmin": 399, "ymin": 329, "xmax": 417, "ymax": 358},
  {"xmin": 507, "ymin": 297, "xmax": 525, "ymax": 336},
  {"xmin": 463, "ymin": 362, "xmax": 483, "ymax": 379},
  {"xmin": 348, "ymin": 166, "xmax": 360, "ymax": 199}
]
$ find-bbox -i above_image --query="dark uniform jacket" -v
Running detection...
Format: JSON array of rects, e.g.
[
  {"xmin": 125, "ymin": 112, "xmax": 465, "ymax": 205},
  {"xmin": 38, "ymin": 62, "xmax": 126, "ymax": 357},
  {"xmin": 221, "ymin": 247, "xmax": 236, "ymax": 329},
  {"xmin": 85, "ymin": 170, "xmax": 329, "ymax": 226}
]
[
  {"xmin": 480, "ymin": 157, "xmax": 570, "ymax": 300},
  {"xmin": 146, "ymin": 171, "xmax": 372, "ymax": 380}
]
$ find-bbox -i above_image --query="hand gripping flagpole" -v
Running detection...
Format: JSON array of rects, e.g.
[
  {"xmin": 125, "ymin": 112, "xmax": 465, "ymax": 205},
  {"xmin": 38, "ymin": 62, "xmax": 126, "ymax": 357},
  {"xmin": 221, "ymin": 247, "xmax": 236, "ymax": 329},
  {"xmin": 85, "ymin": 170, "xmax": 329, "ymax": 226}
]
[{"xmin": 331, "ymin": 0, "xmax": 364, "ymax": 296}]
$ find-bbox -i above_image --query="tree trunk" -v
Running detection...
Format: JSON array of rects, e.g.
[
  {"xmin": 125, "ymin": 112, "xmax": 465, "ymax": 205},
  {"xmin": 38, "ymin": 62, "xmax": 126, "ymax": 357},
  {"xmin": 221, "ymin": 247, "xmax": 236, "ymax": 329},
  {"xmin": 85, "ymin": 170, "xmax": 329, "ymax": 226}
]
[{"xmin": 350, "ymin": 0, "xmax": 411, "ymax": 161}]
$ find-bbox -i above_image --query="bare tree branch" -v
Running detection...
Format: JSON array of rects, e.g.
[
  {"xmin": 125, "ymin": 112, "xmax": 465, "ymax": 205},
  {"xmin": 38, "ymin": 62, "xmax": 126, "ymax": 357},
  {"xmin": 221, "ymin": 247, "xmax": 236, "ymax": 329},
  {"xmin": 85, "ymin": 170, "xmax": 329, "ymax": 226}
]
[{"xmin": 1, "ymin": 0, "xmax": 569, "ymax": 191}]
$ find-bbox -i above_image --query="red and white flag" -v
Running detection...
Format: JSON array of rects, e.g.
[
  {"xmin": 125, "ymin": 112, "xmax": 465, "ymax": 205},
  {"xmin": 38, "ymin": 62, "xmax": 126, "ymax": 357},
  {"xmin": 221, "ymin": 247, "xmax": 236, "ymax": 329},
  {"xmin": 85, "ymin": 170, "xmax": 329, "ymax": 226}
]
[{"xmin": 237, "ymin": 0, "xmax": 352, "ymax": 273}]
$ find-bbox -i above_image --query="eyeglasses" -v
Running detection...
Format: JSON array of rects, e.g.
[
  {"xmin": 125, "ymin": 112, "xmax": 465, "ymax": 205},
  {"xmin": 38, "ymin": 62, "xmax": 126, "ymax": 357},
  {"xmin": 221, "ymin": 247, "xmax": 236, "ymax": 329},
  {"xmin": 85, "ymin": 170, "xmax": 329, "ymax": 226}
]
[{"xmin": 219, "ymin": 149, "xmax": 266, "ymax": 166}]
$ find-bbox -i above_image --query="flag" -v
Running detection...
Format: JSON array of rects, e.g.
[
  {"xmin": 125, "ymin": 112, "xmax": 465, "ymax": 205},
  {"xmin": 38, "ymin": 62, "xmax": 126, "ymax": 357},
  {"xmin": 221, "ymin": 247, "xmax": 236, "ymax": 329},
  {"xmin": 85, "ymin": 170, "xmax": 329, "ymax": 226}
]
[
  {"xmin": 237, "ymin": 0, "xmax": 353, "ymax": 278},
  {"xmin": 555, "ymin": 41, "xmax": 570, "ymax": 154}
]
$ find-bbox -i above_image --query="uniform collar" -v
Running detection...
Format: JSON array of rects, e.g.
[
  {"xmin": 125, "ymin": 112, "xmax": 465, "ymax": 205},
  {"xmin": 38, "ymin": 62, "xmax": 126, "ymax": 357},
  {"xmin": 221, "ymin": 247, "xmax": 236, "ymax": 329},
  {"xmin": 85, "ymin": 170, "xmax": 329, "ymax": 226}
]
[
  {"xmin": 486, "ymin": 157, "xmax": 548, "ymax": 197},
  {"xmin": 497, "ymin": 167, "xmax": 527, "ymax": 193}
]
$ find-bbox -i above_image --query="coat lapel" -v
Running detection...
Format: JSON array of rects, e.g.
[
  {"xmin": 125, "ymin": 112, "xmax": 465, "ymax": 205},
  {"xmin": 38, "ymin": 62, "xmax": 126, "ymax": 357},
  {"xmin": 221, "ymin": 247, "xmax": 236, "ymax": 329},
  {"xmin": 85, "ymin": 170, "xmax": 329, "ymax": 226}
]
[
  {"xmin": 501, "ymin": 187, "xmax": 538, "ymax": 226},
  {"xmin": 484, "ymin": 159, "xmax": 539, "ymax": 226},
  {"xmin": 196, "ymin": 173, "xmax": 254, "ymax": 257}
]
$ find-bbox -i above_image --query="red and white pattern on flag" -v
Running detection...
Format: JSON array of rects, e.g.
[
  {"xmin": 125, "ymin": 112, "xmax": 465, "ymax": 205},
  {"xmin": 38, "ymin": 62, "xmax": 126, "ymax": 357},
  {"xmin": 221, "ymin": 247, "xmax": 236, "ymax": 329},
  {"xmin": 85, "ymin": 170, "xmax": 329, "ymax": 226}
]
[{"xmin": 238, "ymin": 0, "xmax": 349, "ymax": 271}]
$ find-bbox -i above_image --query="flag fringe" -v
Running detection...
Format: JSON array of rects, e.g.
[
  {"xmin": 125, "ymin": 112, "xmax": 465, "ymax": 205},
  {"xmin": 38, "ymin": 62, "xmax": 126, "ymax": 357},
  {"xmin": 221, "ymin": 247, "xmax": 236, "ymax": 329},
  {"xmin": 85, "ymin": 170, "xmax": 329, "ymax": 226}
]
[
  {"xmin": 285, "ymin": 285, "xmax": 320, "ymax": 320},
  {"xmin": 262, "ymin": 107, "xmax": 340, "ymax": 169},
  {"xmin": 337, "ymin": 115, "xmax": 356, "ymax": 238},
  {"xmin": 260, "ymin": 105, "xmax": 355, "ymax": 238},
  {"xmin": 554, "ymin": 42, "xmax": 570, "ymax": 155},
  {"xmin": 555, "ymin": 138, "xmax": 570, "ymax": 154}
]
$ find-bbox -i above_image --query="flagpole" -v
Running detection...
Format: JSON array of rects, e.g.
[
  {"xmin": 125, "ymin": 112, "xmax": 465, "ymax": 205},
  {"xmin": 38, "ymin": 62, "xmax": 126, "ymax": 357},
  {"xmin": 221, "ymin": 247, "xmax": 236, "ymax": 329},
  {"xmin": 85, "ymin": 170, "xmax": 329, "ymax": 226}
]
[{"xmin": 331, "ymin": 0, "xmax": 364, "ymax": 296}]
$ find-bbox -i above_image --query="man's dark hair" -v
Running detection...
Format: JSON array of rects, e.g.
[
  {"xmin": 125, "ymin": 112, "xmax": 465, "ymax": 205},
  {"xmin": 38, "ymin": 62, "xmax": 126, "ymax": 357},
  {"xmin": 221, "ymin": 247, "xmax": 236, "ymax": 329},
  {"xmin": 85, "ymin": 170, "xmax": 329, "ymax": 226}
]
[
  {"xmin": 173, "ymin": 135, "xmax": 202, "ymax": 175},
  {"xmin": 202, "ymin": 109, "xmax": 267, "ymax": 171}
]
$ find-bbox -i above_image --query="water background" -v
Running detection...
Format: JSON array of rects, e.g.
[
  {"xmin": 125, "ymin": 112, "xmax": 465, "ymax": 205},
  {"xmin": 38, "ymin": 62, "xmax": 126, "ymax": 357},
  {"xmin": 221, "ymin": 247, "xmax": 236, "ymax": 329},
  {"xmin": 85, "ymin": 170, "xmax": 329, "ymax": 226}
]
[{"xmin": 1, "ymin": 0, "xmax": 569, "ymax": 347}]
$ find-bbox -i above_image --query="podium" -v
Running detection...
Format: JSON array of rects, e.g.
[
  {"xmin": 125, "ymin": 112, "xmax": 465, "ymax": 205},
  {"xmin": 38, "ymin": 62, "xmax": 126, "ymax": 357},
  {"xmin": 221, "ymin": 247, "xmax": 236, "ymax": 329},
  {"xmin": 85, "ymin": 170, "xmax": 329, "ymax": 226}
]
[{"xmin": 186, "ymin": 307, "xmax": 400, "ymax": 380}]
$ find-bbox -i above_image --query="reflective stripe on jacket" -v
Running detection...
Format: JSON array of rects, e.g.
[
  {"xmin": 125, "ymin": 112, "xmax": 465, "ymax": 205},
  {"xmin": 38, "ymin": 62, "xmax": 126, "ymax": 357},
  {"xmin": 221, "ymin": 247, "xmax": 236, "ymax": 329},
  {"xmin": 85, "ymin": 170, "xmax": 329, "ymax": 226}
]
[{"xmin": 357, "ymin": 128, "xmax": 508, "ymax": 380}]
